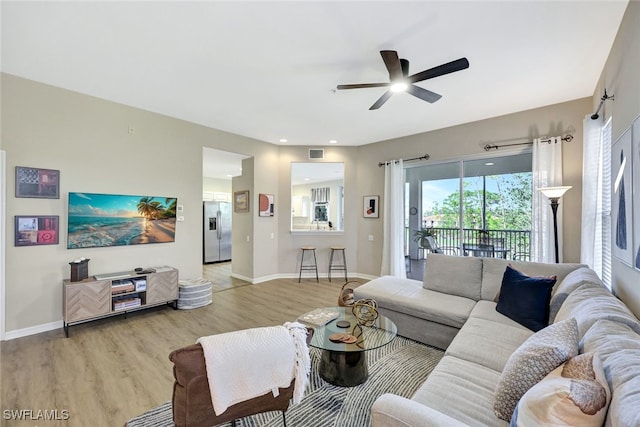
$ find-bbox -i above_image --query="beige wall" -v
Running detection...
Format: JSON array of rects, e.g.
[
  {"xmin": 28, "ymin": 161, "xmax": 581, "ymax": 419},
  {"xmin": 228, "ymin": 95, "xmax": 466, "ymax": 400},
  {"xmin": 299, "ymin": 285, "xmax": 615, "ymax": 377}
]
[
  {"xmin": 203, "ymin": 177, "xmax": 231, "ymax": 198},
  {"xmin": 8, "ymin": 31, "xmax": 635, "ymax": 333},
  {"xmin": 277, "ymin": 146, "xmax": 359, "ymax": 279},
  {"xmin": 355, "ymin": 98, "xmax": 590, "ymax": 276},
  {"xmin": 595, "ymin": 1, "xmax": 640, "ymax": 318},
  {"xmin": 1, "ymin": 74, "xmax": 273, "ymax": 333}
]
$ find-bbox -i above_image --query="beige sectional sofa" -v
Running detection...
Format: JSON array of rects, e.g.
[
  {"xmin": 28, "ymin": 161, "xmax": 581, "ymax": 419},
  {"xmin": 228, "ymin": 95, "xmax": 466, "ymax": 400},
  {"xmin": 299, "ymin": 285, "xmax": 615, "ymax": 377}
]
[{"xmin": 353, "ymin": 254, "xmax": 640, "ymax": 426}]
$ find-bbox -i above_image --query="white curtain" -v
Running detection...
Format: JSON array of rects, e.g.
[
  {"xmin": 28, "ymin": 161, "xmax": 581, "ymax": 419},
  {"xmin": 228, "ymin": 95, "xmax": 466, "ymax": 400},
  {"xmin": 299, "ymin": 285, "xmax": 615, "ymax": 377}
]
[
  {"xmin": 531, "ymin": 137, "xmax": 564, "ymax": 263},
  {"xmin": 581, "ymin": 116, "xmax": 612, "ymax": 286},
  {"xmin": 381, "ymin": 159, "xmax": 406, "ymax": 277},
  {"xmin": 311, "ymin": 187, "xmax": 330, "ymax": 202}
]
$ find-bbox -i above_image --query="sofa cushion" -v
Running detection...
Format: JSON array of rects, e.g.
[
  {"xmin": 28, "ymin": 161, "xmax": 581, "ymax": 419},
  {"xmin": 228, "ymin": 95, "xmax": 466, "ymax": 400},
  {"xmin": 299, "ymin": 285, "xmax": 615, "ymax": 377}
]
[
  {"xmin": 446, "ymin": 315, "xmax": 532, "ymax": 373},
  {"xmin": 493, "ymin": 318, "xmax": 579, "ymax": 421},
  {"xmin": 600, "ymin": 350, "xmax": 640, "ymax": 427},
  {"xmin": 511, "ymin": 352, "xmax": 610, "ymax": 427},
  {"xmin": 480, "ymin": 257, "xmax": 584, "ymax": 302},
  {"xmin": 581, "ymin": 319, "xmax": 640, "ymax": 358},
  {"xmin": 412, "ymin": 355, "xmax": 507, "ymax": 427},
  {"xmin": 581, "ymin": 319, "xmax": 640, "ymax": 427},
  {"xmin": 423, "ymin": 254, "xmax": 483, "ymax": 301},
  {"xmin": 495, "ymin": 265, "xmax": 556, "ymax": 332},
  {"xmin": 554, "ymin": 284, "xmax": 640, "ymax": 338},
  {"xmin": 355, "ymin": 275, "xmax": 475, "ymax": 329},
  {"xmin": 548, "ymin": 267, "xmax": 604, "ymax": 323}
]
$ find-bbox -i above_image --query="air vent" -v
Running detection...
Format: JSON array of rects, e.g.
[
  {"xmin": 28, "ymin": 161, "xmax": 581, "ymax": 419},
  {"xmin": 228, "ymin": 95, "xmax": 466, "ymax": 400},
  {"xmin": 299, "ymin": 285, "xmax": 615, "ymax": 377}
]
[{"xmin": 308, "ymin": 149, "xmax": 325, "ymax": 160}]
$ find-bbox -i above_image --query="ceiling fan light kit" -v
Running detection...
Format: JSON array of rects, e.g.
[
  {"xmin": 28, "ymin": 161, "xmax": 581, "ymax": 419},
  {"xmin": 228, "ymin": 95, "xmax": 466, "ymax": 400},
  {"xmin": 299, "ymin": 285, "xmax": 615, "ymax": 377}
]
[{"xmin": 337, "ymin": 50, "xmax": 469, "ymax": 110}]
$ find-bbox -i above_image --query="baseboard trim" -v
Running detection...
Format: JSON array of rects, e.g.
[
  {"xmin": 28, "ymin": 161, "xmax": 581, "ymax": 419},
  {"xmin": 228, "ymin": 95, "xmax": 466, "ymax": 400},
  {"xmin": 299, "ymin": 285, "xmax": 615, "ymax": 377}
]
[
  {"xmin": 4, "ymin": 320, "xmax": 63, "ymax": 341},
  {"xmin": 5, "ymin": 273, "xmax": 379, "ymax": 340}
]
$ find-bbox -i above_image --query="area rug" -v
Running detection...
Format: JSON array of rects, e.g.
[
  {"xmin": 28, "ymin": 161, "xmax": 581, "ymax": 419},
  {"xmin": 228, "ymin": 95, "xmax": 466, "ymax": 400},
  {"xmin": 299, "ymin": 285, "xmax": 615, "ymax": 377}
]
[{"xmin": 126, "ymin": 336, "xmax": 444, "ymax": 427}]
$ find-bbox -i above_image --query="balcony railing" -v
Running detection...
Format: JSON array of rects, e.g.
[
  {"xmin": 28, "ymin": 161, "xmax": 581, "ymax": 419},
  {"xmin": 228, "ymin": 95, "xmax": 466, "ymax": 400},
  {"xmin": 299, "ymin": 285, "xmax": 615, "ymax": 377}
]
[{"xmin": 407, "ymin": 227, "xmax": 531, "ymax": 261}]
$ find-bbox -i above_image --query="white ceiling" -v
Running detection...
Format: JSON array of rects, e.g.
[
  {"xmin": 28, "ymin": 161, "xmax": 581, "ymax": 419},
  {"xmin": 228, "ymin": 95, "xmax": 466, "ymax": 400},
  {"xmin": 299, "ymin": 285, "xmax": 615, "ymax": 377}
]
[
  {"xmin": 202, "ymin": 148, "xmax": 248, "ymax": 180},
  {"xmin": 1, "ymin": 1, "xmax": 628, "ymax": 150}
]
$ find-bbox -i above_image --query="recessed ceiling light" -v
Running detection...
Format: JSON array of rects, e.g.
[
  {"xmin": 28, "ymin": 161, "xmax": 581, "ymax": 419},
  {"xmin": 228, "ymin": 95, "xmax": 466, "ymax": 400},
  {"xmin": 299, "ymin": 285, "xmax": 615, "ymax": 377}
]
[
  {"xmin": 485, "ymin": 162, "xmax": 495, "ymax": 166},
  {"xmin": 304, "ymin": 178, "xmax": 310, "ymax": 181},
  {"xmin": 329, "ymin": 140, "xmax": 337, "ymax": 144},
  {"xmin": 279, "ymin": 138, "xmax": 288, "ymax": 143},
  {"xmin": 226, "ymin": 174, "xmax": 233, "ymax": 177},
  {"xmin": 390, "ymin": 82, "xmax": 408, "ymax": 93}
]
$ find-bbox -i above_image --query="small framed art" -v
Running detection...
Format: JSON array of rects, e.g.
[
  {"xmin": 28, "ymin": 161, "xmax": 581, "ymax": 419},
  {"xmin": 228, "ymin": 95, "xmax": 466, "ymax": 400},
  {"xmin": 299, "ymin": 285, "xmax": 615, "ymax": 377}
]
[
  {"xmin": 15, "ymin": 215, "xmax": 59, "ymax": 246},
  {"xmin": 15, "ymin": 166, "xmax": 60, "ymax": 199},
  {"xmin": 259, "ymin": 193, "xmax": 274, "ymax": 217},
  {"xmin": 363, "ymin": 195, "xmax": 379, "ymax": 218},
  {"xmin": 234, "ymin": 190, "xmax": 250, "ymax": 213}
]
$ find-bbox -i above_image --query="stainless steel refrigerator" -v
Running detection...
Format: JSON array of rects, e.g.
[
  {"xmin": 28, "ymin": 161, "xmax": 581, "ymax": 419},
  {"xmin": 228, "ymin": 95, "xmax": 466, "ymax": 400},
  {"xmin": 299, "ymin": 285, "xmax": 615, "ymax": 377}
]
[{"xmin": 203, "ymin": 201, "xmax": 232, "ymax": 263}]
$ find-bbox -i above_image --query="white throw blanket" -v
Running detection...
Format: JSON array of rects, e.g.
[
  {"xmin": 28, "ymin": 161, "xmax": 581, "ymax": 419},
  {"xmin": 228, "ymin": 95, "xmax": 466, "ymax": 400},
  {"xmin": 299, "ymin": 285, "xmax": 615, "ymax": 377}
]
[{"xmin": 197, "ymin": 322, "xmax": 310, "ymax": 416}]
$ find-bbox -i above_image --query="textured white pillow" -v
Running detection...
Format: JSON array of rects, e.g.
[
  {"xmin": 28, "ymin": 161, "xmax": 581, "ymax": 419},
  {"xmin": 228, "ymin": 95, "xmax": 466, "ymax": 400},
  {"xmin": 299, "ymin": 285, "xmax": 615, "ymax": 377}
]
[
  {"xmin": 493, "ymin": 318, "xmax": 579, "ymax": 421},
  {"xmin": 511, "ymin": 352, "xmax": 610, "ymax": 426}
]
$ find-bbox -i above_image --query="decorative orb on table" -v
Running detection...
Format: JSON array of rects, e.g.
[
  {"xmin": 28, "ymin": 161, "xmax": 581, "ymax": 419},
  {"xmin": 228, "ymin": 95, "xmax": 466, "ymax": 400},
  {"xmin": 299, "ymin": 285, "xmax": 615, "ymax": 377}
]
[{"xmin": 352, "ymin": 299, "xmax": 378, "ymax": 326}]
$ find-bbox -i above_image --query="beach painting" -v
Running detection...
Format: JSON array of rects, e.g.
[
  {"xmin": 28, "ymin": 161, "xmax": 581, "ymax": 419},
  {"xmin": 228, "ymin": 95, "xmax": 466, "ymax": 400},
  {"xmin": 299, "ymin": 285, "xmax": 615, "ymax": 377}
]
[{"xmin": 67, "ymin": 192, "xmax": 177, "ymax": 249}]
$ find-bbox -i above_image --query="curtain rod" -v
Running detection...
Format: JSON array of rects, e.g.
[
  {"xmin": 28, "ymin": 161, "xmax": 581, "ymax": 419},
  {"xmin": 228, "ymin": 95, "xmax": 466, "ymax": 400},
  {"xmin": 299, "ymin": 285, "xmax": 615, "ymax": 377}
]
[
  {"xmin": 378, "ymin": 154, "xmax": 430, "ymax": 167},
  {"xmin": 483, "ymin": 134, "xmax": 574, "ymax": 152},
  {"xmin": 591, "ymin": 89, "xmax": 614, "ymax": 120}
]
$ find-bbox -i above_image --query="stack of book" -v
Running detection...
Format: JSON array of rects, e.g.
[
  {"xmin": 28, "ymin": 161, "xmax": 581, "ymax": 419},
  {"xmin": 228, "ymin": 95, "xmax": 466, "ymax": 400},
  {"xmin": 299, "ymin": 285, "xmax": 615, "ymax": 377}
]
[
  {"xmin": 111, "ymin": 280, "xmax": 135, "ymax": 294},
  {"xmin": 113, "ymin": 297, "xmax": 141, "ymax": 311},
  {"xmin": 298, "ymin": 308, "xmax": 340, "ymax": 326}
]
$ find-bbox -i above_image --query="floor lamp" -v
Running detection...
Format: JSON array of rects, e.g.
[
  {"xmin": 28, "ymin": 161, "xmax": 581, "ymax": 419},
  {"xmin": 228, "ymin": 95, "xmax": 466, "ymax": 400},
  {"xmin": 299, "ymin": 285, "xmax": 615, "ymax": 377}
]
[{"xmin": 539, "ymin": 186, "xmax": 572, "ymax": 263}]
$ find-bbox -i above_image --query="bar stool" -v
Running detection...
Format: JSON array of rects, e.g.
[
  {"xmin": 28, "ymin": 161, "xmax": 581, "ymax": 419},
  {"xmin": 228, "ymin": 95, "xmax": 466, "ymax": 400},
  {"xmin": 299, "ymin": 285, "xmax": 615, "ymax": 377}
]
[
  {"xmin": 328, "ymin": 246, "xmax": 347, "ymax": 282},
  {"xmin": 299, "ymin": 246, "xmax": 319, "ymax": 283}
]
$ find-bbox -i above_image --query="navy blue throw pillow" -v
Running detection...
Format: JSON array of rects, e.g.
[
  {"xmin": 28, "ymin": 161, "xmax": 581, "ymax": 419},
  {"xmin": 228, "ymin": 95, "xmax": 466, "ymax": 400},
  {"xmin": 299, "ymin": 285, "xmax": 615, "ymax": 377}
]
[{"xmin": 496, "ymin": 265, "xmax": 557, "ymax": 332}]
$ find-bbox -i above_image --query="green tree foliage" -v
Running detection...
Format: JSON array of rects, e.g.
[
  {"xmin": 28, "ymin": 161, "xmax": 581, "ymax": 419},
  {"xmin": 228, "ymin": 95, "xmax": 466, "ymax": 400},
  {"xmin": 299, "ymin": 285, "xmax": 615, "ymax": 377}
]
[{"xmin": 428, "ymin": 173, "xmax": 532, "ymax": 231}]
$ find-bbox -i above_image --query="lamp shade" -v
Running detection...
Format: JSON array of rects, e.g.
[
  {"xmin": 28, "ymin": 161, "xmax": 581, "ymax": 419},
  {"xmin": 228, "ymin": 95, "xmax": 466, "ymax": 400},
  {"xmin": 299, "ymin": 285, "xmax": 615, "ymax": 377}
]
[{"xmin": 539, "ymin": 186, "xmax": 572, "ymax": 199}]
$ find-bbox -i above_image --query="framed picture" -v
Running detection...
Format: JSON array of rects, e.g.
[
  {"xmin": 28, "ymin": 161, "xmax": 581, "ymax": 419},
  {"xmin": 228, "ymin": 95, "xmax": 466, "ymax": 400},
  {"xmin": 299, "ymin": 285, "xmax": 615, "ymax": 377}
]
[
  {"xmin": 612, "ymin": 127, "xmax": 634, "ymax": 266},
  {"xmin": 15, "ymin": 215, "xmax": 59, "ymax": 246},
  {"xmin": 67, "ymin": 192, "xmax": 176, "ymax": 249},
  {"xmin": 15, "ymin": 166, "xmax": 60, "ymax": 199},
  {"xmin": 234, "ymin": 190, "xmax": 250, "ymax": 213},
  {"xmin": 632, "ymin": 115, "xmax": 640, "ymax": 270},
  {"xmin": 259, "ymin": 193, "xmax": 274, "ymax": 217},
  {"xmin": 363, "ymin": 195, "xmax": 380, "ymax": 218}
]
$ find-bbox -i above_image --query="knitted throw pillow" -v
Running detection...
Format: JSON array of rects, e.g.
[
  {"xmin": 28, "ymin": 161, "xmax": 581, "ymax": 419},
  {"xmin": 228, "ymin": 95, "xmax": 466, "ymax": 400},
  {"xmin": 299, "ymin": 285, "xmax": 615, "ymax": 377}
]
[{"xmin": 493, "ymin": 317, "xmax": 579, "ymax": 421}]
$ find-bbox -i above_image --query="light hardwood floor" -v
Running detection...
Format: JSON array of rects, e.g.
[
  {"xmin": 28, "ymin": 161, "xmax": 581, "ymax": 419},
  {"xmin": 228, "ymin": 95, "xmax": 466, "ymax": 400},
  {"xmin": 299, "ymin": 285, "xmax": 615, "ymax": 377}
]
[
  {"xmin": 0, "ymin": 277, "xmax": 349, "ymax": 427},
  {"xmin": 202, "ymin": 261, "xmax": 251, "ymax": 293}
]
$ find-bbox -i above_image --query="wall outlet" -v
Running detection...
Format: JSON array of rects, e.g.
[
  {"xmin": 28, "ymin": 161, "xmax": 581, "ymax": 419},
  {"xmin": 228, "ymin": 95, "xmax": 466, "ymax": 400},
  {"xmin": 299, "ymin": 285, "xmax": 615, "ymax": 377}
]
[
  {"xmin": 177, "ymin": 216, "xmax": 184, "ymax": 222},
  {"xmin": 368, "ymin": 235, "xmax": 374, "ymax": 241}
]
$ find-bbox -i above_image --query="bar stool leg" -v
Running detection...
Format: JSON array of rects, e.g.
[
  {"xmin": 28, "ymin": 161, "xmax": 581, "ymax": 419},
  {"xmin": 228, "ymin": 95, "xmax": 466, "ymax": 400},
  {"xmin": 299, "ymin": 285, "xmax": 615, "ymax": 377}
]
[
  {"xmin": 299, "ymin": 247, "xmax": 319, "ymax": 283},
  {"xmin": 328, "ymin": 247, "xmax": 347, "ymax": 283},
  {"xmin": 342, "ymin": 249, "xmax": 347, "ymax": 281},
  {"xmin": 312, "ymin": 249, "xmax": 318, "ymax": 282},
  {"xmin": 328, "ymin": 249, "xmax": 334, "ymax": 282},
  {"xmin": 298, "ymin": 250, "xmax": 304, "ymax": 283}
]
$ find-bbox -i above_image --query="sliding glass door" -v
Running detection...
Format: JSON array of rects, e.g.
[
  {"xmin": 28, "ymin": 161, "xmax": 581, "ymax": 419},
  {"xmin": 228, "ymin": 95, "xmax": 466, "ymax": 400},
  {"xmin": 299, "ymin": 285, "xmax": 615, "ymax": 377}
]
[{"xmin": 406, "ymin": 152, "xmax": 532, "ymax": 261}]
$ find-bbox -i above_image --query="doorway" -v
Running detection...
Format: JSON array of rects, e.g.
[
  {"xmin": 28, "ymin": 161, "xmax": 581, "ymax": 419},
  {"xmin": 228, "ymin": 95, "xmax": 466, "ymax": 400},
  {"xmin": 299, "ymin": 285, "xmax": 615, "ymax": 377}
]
[{"xmin": 202, "ymin": 147, "xmax": 249, "ymax": 289}]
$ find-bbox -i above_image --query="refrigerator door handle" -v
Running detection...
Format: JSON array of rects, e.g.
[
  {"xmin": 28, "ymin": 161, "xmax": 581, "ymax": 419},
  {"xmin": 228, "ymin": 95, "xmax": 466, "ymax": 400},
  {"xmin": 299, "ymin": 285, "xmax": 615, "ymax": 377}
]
[{"xmin": 216, "ymin": 211, "xmax": 222, "ymax": 240}]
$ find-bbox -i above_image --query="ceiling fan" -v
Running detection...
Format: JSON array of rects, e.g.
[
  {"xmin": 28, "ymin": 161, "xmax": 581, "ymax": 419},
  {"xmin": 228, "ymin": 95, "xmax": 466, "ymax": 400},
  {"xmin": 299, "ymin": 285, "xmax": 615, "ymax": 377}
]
[{"xmin": 336, "ymin": 50, "xmax": 469, "ymax": 110}]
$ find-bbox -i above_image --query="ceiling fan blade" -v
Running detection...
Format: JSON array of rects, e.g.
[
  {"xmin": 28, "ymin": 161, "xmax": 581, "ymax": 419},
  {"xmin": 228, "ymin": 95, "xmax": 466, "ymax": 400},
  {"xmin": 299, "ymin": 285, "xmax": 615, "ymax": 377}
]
[
  {"xmin": 406, "ymin": 85, "xmax": 442, "ymax": 103},
  {"xmin": 400, "ymin": 59, "xmax": 410, "ymax": 78},
  {"xmin": 369, "ymin": 91, "xmax": 393, "ymax": 110},
  {"xmin": 408, "ymin": 57, "xmax": 470, "ymax": 83},
  {"xmin": 380, "ymin": 50, "xmax": 403, "ymax": 81},
  {"xmin": 337, "ymin": 83, "xmax": 390, "ymax": 90}
]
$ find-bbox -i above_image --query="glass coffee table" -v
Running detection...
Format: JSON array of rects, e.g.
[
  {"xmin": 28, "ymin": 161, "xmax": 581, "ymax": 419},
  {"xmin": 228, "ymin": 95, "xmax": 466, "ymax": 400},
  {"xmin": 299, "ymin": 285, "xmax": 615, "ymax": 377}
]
[{"xmin": 300, "ymin": 306, "xmax": 397, "ymax": 387}]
